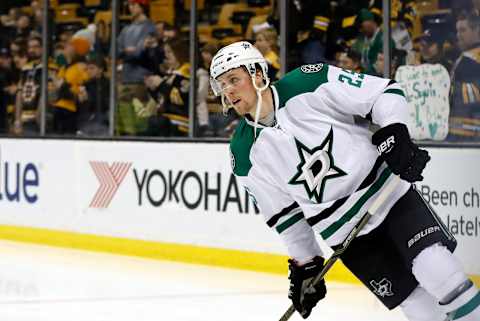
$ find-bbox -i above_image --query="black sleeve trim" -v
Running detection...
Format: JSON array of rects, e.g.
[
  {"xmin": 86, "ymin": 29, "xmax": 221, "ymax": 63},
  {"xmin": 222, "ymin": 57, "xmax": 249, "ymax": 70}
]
[
  {"xmin": 383, "ymin": 88, "xmax": 406, "ymax": 97},
  {"xmin": 387, "ymin": 79, "xmax": 397, "ymax": 86}
]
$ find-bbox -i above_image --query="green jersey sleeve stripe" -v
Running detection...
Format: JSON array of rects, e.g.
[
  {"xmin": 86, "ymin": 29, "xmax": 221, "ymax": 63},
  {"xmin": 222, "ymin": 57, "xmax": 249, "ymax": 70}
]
[
  {"xmin": 276, "ymin": 212, "xmax": 305, "ymax": 234},
  {"xmin": 267, "ymin": 201, "xmax": 300, "ymax": 227},
  {"xmin": 383, "ymin": 88, "xmax": 405, "ymax": 97},
  {"xmin": 320, "ymin": 167, "xmax": 392, "ymax": 239}
]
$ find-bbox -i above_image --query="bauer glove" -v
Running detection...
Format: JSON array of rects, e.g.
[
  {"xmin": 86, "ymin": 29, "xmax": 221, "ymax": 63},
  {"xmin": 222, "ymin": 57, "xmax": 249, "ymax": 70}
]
[
  {"xmin": 288, "ymin": 256, "xmax": 327, "ymax": 319},
  {"xmin": 372, "ymin": 123, "xmax": 430, "ymax": 183}
]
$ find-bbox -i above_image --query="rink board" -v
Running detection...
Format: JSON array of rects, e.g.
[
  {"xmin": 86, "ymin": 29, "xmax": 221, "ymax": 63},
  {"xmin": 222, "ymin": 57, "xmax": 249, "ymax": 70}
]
[{"xmin": 0, "ymin": 139, "xmax": 478, "ymax": 285}]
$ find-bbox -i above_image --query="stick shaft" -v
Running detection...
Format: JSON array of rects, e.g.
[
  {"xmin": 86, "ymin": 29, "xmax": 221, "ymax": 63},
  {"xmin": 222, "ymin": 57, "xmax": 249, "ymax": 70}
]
[{"xmin": 278, "ymin": 175, "xmax": 400, "ymax": 321}]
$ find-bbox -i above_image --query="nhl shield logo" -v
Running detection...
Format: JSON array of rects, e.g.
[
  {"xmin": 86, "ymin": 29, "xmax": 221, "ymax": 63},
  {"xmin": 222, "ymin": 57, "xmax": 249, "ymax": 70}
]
[
  {"xmin": 370, "ymin": 278, "xmax": 394, "ymax": 298},
  {"xmin": 300, "ymin": 63, "xmax": 324, "ymax": 73}
]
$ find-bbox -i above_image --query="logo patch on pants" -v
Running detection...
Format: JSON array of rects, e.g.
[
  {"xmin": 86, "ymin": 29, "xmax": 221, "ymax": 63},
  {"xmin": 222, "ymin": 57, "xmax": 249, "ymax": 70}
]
[
  {"xmin": 407, "ymin": 226, "xmax": 441, "ymax": 248},
  {"xmin": 370, "ymin": 278, "xmax": 394, "ymax": 297}
]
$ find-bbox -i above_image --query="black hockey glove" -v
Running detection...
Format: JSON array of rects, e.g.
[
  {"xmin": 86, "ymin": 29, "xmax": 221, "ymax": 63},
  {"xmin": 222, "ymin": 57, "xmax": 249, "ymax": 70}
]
[
  {"xmin": 372, "ymin": 123, "xmax": 430, "ymax": 182},
  {"xmin": 288, "ymin": 256, "xmax": 327, "ymax": 319}
]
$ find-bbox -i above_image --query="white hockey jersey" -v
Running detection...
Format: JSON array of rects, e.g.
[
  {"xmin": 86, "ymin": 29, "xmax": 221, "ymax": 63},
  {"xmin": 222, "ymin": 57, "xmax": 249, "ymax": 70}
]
[{"xmin": 230, "ymin": 63, "xmax": 412, "ymax": 261}]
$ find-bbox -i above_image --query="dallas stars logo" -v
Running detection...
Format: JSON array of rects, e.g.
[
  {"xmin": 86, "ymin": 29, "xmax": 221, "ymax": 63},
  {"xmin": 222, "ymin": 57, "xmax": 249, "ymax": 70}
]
[
  {"xmin": 289, "ymin": 128, "xmax": 347, "ymax": 203},
  {"xmin": 241, "ymin": 42, "xmax": 251, "ymax": 50}
]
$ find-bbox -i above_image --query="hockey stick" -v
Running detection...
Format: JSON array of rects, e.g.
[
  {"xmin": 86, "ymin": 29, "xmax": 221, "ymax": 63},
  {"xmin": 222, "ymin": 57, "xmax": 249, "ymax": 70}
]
[{"xmin": 278, "ymin": 175, "xmax": 401, "ymax": 321}]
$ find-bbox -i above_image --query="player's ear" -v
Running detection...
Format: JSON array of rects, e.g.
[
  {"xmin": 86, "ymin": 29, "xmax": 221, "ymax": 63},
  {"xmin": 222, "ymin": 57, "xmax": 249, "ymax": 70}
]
[{"xmin": 255, "ymin": 68, "xmax": 265, "ymax": 85}]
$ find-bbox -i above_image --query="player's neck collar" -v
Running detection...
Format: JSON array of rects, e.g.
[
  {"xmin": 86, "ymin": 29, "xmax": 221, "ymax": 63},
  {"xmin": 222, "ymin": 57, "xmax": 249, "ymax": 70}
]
[{"xmin": 244, "ymin": 87, "xmax": 279, "ymax": 129}]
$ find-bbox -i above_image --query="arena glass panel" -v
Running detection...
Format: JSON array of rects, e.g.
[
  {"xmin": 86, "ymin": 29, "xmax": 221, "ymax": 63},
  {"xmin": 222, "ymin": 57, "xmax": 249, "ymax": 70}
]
[
  {"xmin": 376, "ymin": 0, "xmax": 480, "ymax": 146},
  {"xmin": 44, "ymin": 0, "xmax": 112, "ymax": 137},
  {"xmin": 0, "ymin": 0, "xmax": 48, "ymax": 137},
  {"xmin": 113, "ymin": 0, "xmax": 192, "ymax": 138},
  {"xmin": 380, "ymin": 0, "xmax": 479, "ymax": 144}
]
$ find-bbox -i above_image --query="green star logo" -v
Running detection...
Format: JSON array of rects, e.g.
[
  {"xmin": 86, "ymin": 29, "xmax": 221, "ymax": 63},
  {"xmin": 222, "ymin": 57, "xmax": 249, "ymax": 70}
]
[{"xmin": 289, "ymin": 127, "xmax": 347, "ymax": 203}]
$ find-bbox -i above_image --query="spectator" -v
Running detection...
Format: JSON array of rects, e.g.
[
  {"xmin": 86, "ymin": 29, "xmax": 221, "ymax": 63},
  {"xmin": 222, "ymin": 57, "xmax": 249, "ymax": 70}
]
[
  {"xmin": 58, "ymin": 31, "xmax": 74, "ymax": 45},
  {"xmin": 296, "ymin": 10, "xmax": 333, "ymax": 66},
  {"xmin": 0, "ymin": 7, "xmax": 18, "ymax": 47},
  {"xmin": 254, "ymin": 28, "xmax": 280, "ymax": 81},
  {"xmin": 474, "ymin": 0, "xmax": 480, "ymax": 15},
  {"xmin": 10, "ymin": 13, "xmax": 32, "ymax": 40},
  {"xmin": 296, "ymin": 29, "xmax": 328, "ymax": 65},
  {"xmin": 449, "ymin": 13, "xmax": 480, "ymax": 141},
  {"xmin": 54, "ymin": 42, "xmax": 67, "ymax": 67},
  {"xmin": 77, "ymin": 57, "xmax": 109, "ymax": 136},
  {"xmin": 9, "ymin": 37, "xmax": 26, "ymax": 57},
  {"xmin": 32, "ymin": 7, "xmax": 42, "ymax": 35},
  {"xmin": 351, "ymin": 8, "xmax": 388, "ymax": 74},
  {"xmin": 12, "ymin": 48, "xmax": 27, "ymax": 75},
  {"xmin": 0, "ymin": 7, "xmax": 19, "ymax": 28},
  {"xmin": 95, "ymin": 20, "xmax": 110, "ymax": 58},
  {"xmin": 154, "ymin": 21, "xmax": 168, "ymax": 44},
  {"xmin": 51, "ymin": 33, "xmax": 90, "ymax": 135},
  {"xmin": 117, "ymin": 0, "xmax": 156, "ymax": 135},
  {"xmin": 196, "ymin": 42, "xmax": 218, "ymax": 136},
  {"xmin": 141, "ymin": 23, "xmax": 166, "ymax": 76},
  {"xmin": 0, "ymin": 47, "xmax": 15, "ymax": 133},
  {"xmin": 414, "ymin": 29, "xmax": 453, "ymax": 72},
  {"xmin": 163, "ymin": 23, "xmax": 178, "ymax": 42},
  {"xmin": 373, "ymin": 49, "xmax": 406, "ymax": 77},
  {"xmin": 13, "ymin": 36, "xmax": 57, "ymax": 135},
  {"xmin": 143, "ymin": 38, "xmax": 190, "ymax": 136},
  {"xmin": 337, "ymin": 48, "xmax": 363, "ymax": 73},
  {"xmin": 373, "ymin": 51, "xmax": 385, "ymax": 76}
]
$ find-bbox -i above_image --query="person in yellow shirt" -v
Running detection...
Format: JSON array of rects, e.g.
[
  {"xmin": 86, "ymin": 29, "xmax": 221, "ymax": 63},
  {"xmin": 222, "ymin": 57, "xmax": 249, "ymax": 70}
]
[
  {"xmin": 254, "ymin": 28, "xmax": 281, "ymax": 81},
  {"xmin": 52, "ymin": 36, "xmax": 90, "ymax": 135}
]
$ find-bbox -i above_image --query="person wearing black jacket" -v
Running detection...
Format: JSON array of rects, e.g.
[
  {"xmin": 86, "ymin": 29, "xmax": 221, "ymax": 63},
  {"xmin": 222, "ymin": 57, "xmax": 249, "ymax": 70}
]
[
  {"xmin": 449, "ymin": 13, "xmax": 480, "ymax": 141},
  {"xmin": 0, "ymin": 48, "xmax": 13, "ymax": 133},
  {"xmin": 77, "ymin": 57, "xmax": 110, "ymax": 136}
]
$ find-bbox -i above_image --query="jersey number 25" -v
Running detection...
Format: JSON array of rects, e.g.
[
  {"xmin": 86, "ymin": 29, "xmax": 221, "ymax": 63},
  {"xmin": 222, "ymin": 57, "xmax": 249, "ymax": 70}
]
[{"xmin": 338, "ymin": 69, "xmax": 365, "ymax": 88}]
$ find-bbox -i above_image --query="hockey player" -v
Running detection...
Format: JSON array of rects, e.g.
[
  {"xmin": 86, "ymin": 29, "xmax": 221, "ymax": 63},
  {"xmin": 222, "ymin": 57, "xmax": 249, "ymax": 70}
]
[{"xmin": 209, "ymin": 41, "xmax": 480, "ymax": 321}]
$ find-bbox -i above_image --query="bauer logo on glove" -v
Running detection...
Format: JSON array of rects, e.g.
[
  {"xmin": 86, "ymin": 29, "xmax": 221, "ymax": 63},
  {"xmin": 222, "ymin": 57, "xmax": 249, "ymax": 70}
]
[
  {"xmin": 372, "ymin": 123, "xmax": 430, "ymax": 183},
  {"xmin": 377, "ymin": 135, "xmax": 395, "ymax": 154}
]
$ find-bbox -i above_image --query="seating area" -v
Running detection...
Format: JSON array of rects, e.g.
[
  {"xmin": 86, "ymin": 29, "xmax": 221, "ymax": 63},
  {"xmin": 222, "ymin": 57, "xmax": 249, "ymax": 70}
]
[
  {"xmin": 36, "ymin": 0, "xmax": 272, "ymax": 45},
  {"xmin": 2, "ymin": 0, "xmax": 475, "ymax": 141}
]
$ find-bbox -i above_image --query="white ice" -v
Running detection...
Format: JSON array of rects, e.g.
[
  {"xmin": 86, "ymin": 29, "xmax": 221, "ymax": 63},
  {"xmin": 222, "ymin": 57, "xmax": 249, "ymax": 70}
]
[{"xmin": 0, "ymin": 240, "xmax": 408, "ymax": 321}]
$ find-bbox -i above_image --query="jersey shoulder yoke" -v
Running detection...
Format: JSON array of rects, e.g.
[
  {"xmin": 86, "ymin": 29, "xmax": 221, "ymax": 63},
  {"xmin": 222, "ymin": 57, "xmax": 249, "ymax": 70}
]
[{"xmin": 273, "ymin": 63, "xmax": 329, "ymax": 108}]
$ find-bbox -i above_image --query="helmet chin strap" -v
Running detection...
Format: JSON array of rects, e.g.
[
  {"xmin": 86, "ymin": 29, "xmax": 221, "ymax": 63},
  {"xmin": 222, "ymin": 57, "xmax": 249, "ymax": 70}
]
[
  {"xmin": 251, "ymin": 75, "xmax": 270, "ymax": 139},
  {"xmin": 221, "ymin": 94, "xmax": 233, "ymax": 116}
]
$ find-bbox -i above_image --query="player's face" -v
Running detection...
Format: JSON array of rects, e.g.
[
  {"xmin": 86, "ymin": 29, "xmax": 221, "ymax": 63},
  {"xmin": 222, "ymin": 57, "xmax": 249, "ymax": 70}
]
[{"xmin": 216, "ymin": 67, "xmax": 258, "ymax": 116}]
